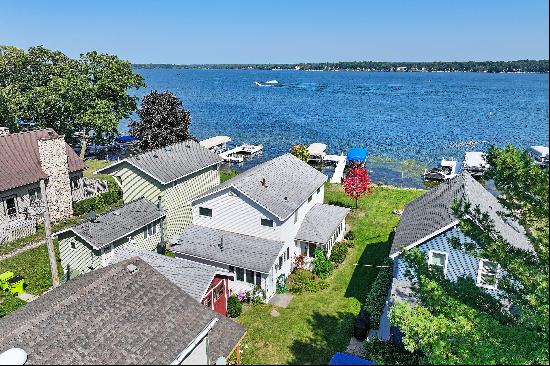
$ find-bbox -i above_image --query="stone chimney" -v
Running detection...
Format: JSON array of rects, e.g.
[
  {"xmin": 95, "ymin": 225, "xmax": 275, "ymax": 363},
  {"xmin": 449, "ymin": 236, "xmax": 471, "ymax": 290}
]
[{"xmin": 38, "ymin": 134, "xmax": 74, "ymax": 222}]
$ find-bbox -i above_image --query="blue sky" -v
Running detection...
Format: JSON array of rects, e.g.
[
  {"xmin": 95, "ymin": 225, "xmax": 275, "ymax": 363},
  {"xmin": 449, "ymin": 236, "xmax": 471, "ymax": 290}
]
[{"xmin": 1, "ymin": 0, "xmax": 548, "ymax": 64}]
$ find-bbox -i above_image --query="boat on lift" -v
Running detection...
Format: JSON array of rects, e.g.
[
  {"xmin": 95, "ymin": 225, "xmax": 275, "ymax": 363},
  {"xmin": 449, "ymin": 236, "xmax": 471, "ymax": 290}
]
[
  {"xmin": 424, "ymin": 158, "xmax": 461, "ymax": 182},
  {"xmin": 529, "ymin": 146, "xmax": 549, "ymax": 167},
  {"xmin": 462, "ymin": 152, "xmax": 489, "ymax": 177}
]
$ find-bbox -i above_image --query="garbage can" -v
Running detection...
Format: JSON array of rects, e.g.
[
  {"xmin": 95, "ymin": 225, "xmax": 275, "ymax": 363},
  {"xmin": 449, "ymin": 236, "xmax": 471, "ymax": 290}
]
[
  {"xmin": 7, "ymin": 275, "xmax": 24, "ymax": 296},
  {"xmin": 0, "ymin": 271, "xmax": 15, "ymax": 291}
]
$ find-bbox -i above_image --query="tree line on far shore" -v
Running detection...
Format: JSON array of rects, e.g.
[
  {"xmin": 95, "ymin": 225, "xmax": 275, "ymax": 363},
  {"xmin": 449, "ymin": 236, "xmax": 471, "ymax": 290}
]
[{"xmin": 133, "ymin": 59, "xmax": 549, "ymax": 73}]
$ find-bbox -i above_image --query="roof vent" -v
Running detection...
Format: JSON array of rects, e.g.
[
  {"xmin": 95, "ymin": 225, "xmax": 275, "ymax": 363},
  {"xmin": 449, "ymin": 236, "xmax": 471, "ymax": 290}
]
[
  {"xmin": 218, "ymin": 236, "xmax": 224, "ymax": 251},
  {"xmin": 0, "ymin": 348, "xmax": 28, "ymax": 365},
  {"xmin": 153, "ymin": 153, "xmax": 159, "ymax": 158},
  {"xmin": 88, "ymin": 211, "xmax": 97, "ymax": 222},
  {"xmin": 127, "ymin": 264, "xmax": 138, "ymax": 274},
  {"xmin": 260, "ymin": 178, "xmax": 267, "ymax": 187},
  {"xmin": 185, "ymin": 144, "xmax": 191, "ymax": 148},
  {"xmin": 284, "ymin": 197, "xmax": 288, "ymax": 201},
  {"xmin": 113, "ymin": 211, "xmax": 120, "ymax": 216}
]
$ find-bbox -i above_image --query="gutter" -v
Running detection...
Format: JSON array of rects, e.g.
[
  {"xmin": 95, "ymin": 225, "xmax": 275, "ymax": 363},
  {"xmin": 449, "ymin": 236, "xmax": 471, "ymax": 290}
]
[{"xmin": 171, "ymin": 318, "xmax": 219, "ymax": 365}]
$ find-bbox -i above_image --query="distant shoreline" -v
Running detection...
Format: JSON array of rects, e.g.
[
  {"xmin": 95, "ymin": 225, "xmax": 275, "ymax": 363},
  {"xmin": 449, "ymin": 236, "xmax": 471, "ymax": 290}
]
[{"xmin": 132, "ymin": 60, "xmax": 549, "ymax": 74}]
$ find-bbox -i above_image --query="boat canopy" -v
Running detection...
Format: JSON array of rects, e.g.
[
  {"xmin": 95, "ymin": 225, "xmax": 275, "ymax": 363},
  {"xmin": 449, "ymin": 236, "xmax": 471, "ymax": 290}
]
[
  {"xmin": 307, "ymin": 143, "xmax": 327, "ymax": 156},
  {"xmin": 530, "ymin": 146, "xmax": 549, "ymax": 158},
  {"xmin": 199, "ymin": 136, "xmax": 231, "ymax": 149},
  {"xmin": 115, "ymin": 135, "xmax": 137, "ymax": 143},
  {"xmin": 464, "ymin": 152, "xmax": 488, "ymax": 168},
  {"xmin": 346, "ymin": 148, "xmax": 368, "ymax": 162},
  {"xmin": 328, "ymin": 352, "xmax": 374, "ymax": 365}
]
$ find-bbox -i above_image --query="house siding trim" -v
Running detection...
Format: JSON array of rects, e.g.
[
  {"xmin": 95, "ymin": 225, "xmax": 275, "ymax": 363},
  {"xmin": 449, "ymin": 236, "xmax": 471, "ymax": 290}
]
[{"xmin": 389, "ymin": 221, "xmax": 459, "ymax": 259}]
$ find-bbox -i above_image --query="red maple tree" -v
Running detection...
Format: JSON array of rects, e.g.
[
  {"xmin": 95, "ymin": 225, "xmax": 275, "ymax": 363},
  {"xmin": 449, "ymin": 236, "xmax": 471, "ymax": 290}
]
[{"xmin": 342, "ymin": 166, "xmax": 372, "ymax": 208}]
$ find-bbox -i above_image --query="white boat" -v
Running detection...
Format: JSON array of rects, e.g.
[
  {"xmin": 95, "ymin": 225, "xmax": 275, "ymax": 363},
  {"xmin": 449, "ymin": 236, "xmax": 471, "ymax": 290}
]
[
  {"xmin": 529, "ymin": 146, "xmax": 549, "ymax": 167},
  {"xmin": 239, "ymin": 143, "xmax": 263, "ymax": 154},
  {"xmin": 218, "ymin": 143, "xmax": 263, "ymax": 163},
  {"xmin": 255, "ymin": 80, "xmax": 279, "ymax": 87},
  {"xmin": 462, "ymin": 152, "xmax": 489, "ymax": 176},
  {"xmin": 307, "ymin": 143, "xmax": 327, "ymax": 163},
  {"xmin": 424, "ymin": 158, "xmax": 461, "ymax": 182}
]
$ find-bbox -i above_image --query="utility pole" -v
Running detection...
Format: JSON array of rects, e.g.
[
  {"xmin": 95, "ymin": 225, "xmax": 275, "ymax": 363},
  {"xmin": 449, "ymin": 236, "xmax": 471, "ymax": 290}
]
[{"xmin": 40, "ymin": 179, "xmax": 60, "ymax": 288}]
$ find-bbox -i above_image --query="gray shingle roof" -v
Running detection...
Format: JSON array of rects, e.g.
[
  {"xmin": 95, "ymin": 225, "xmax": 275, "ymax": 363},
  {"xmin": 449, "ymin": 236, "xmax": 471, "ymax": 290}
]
[
  {"xmin": 0, "ymin": 258, "xmax": 245, "ymax": 365},
  {"xmin": 110, "ymin": 247, "xmax": 227, "ymax": 302},
  {"xmin": 194, "ymin": 154, "xmax": 328, "ymax": 221},
  {"xmin": 295, "ymin": 204, "xmax": 350, "ymax": 244},
  {"xmin": 390, "ymin": 174, "xmax": 532, "ymax": 256},
  {"xmin": 172, "ymin": 224, "xmax": 285, "ymax": 273},
  {"xmin": 57, "ymin": 198, "xmax": 165, "ymax": 250},
  {"xmin": 97, "ymin": 140, "xmax": 222, "ymax": 184}
]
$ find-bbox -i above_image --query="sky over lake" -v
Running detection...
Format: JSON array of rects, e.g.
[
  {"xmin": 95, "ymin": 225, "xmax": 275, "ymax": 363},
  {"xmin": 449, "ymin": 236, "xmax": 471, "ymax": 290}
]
[{"xmin": 1, "ymin": 0, "xmax": 548, "ymax": 63}]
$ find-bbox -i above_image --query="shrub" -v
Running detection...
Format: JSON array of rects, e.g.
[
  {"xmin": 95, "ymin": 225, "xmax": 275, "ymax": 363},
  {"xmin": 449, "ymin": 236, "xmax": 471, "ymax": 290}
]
[
  {"xmin": 345, "ymin": 230, "xmax": 355, "ymax": 240},
  {"xmin": 330, "ymin": 242, "xmax": 348, "ymax": 264},
  {"xmin": 227, "ymin": 294, "xmax": 242, "ymax": 318},
  {"xmin": 240, "ymin": 286, "xmax": 266, "ymax": 304},
  {"xmin": 312, "ymin": 249, "xmax": 333, "ymax": 279},
  {"xmin": 363, "ymin": 338, "xmax": 425, "ymax": 365},
  {"xmin": 73, "ymin": 181, "xmax": 122, "ymax": 216},
  {"xmin": 363, "ymin": 258, "xmax": 393, "ymax": 328},
  {"xmin": 293, "ymin": 254, "xmax": 306, "ymax": 269},
  {"xmin": 287, "ymin": 269, "xmax": 328, "ymax": 294},
  {"xmin": 344, "ymin": 240, "xmax": 355, "ymax": 248},
  {"xmin": 353, "ymin": 308, "xmax": 370, "ymax": 341}
]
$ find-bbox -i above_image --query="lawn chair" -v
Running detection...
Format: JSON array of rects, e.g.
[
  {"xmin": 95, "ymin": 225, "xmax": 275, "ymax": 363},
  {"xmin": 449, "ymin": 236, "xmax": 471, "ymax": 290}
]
[
  {"xmin": 6, "ymin": 275, "xmax": 25, "ymax": 296},
  {"xmin": 0, "ymin": 271, "xmax": 15, "ymax": 291}
]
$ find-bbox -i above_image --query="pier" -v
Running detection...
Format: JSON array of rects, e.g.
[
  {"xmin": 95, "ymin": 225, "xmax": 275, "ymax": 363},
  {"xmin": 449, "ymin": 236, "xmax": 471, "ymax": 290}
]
[{"xmin": 325, "ymin": 154, "xmax": 347, "ymax": 183}]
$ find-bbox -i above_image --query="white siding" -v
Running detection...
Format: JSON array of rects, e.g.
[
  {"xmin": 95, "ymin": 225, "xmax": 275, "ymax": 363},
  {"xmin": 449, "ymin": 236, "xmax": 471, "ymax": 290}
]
[{"xmin": 181, "ymin": 336, "xmax": 208, "ymax": 365}]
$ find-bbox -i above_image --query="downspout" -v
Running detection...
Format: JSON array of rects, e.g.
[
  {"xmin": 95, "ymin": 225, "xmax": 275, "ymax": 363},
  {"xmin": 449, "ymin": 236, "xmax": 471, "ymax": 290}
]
[{"xmin": 171, "ymin": 318, "xmax": 219, "ymax": 365}]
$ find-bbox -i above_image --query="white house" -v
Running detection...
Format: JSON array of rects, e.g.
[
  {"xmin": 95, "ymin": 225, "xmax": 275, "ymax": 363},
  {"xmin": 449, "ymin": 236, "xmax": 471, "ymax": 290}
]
[{"xmin": 171, "ymin": 154, "xmax": 349, "ymax": 300}]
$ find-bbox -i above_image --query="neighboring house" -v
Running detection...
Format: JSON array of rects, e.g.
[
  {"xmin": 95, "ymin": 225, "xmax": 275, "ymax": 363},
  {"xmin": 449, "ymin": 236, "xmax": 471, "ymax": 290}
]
[
  {"xmin": 0, "ymin": 129, "xmax": 86, "ymax": 242},
  {"xmin": 0, "ymin": 258, "xmax": 246, "ymax": 365},
  {"xmin": 172, "ymin": 154, "xmax": 349, "ymax": 300},
  {"xmin": 56, "ymin": 198, "xmax": 165, "ymax": 275},
  {"xmin": 378, "ymin": 173, "xmax": 533, "ymax": 340},
  {"xmin": 97, "ymin": 140, "xmax": 223, "ymax": 243},
  {"xmin": 110, "ymin": 247, "xmax": 233, "ymax": 316}
]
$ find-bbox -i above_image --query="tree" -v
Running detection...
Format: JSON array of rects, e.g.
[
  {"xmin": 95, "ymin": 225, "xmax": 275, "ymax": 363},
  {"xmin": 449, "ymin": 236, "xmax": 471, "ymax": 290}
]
[
  {"xmin": 312, "ymin": 249, "xmax": 333, "ymax": 279},
  {"xmin": 0, "ymin": 45, "xmax": 144, "ymax": 157},
  {"xmin": 290, "ymin": 144, "xmax": 310, "ymax": 162},
  {"xmin": 388, "ymin": 145, "xmax": 549, "ymax": 364},
  {"xmin": 342, "ymin": 166, "xmax": 372, "ymax": 208},
  {"xmin": 129, "ymin": 91, "xmax": 195, "ymax": 152}
]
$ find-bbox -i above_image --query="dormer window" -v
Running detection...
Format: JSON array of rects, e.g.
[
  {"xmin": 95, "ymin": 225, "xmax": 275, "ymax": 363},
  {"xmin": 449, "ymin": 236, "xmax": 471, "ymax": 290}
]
[
  {"xmin": 261, "ymin": 218, "xmax": 274, "ymax": 227},
  {"xmin": 477, "ymin": 259, "xmax": 499, "ymax": 289},
  {"xmin": 428, "ymin": 250, "xmax": 448, "ymax": 277},
  {"xmin": 199, "ymin": 207, "xmax": 212, "ymax": 217}
]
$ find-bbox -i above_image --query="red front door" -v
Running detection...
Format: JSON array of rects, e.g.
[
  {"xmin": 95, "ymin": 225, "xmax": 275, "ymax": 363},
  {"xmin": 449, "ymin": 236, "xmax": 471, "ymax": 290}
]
[{"xmin": 213, "ymin": 280, "xmax": 227, "ymax": 316}]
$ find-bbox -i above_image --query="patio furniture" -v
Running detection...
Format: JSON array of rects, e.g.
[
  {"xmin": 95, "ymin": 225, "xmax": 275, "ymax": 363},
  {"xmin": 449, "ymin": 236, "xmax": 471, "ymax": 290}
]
[
  {"xmin": 6, "ymin": 275, "xmax": 25, "ymax": 296},
  {"xmin": 0, "ymin": 271, "xmax": 15, "ymax": 291}
]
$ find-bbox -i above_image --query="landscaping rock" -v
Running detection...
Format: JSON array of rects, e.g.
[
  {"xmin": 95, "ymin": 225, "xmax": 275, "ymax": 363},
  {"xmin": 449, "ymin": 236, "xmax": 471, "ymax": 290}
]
[
  {"xmin": 268, "ymin": 293, "xmax": 293, "ymax": 308},
  {"xmin": 270, "ymin": 309, "xmax": 280, "ymax": 317}
]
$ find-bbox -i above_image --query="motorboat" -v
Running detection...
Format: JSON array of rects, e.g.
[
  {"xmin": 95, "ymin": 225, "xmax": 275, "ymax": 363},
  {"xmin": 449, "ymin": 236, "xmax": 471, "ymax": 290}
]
[
  {"xmin": 424, "ymin": 158, "xmax": 461, "ymax": 181},
  {"xmin": 255, "ymin": 80, "xmax": 279, "ymax": 87},
  {"xmin": 462, "ymin": 152, "xmax": 489, "ymax": 177},
  {"xmin": 529, "ymin": 146, "xmax": 549, "ymax": 167}
]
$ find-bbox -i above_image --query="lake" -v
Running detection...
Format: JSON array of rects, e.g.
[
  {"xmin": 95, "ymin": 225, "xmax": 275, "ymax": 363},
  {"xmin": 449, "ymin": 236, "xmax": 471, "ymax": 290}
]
[{"xmin": 123, "ymin": 69, "xmax": 549, "ymax": 187}]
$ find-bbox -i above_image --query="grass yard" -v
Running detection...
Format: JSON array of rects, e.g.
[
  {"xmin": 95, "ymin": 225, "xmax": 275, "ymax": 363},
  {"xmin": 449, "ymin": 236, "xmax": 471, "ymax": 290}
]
[
  {"xmin": 233, "ymin": 184, "xmax": 424, "ymax": 365},
  {"xmin": 83, "ymin": 158, "xmax": 116, "ymax": 183}
]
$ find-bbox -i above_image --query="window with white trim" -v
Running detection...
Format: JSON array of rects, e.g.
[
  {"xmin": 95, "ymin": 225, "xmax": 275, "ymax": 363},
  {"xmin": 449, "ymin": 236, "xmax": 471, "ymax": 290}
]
[
  {"xmin": 199, "ymin": 207, "xmax": 212, "ymax": 217},
  {"xmin": 428, "ymin": 250, "xmax": 448, "ymax": 276},
  {"xmin": 477, "ymin": 259, "xmax": 499, "ymax": 289},
  {"xmin": 144, "ymin": 222, "xmax": 157, "ymax": 238},
  {"xmin": 261, "ymin": 218, "xmax": 274, "ymax": 227}
]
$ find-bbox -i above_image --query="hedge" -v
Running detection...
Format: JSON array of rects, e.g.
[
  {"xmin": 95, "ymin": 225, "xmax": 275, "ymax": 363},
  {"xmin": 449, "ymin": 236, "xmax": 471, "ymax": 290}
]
[
  {"xmin": 330, "ymin": 242, "xmax": 348, "ymax": 264},
  {"xmin": 227, "ymin": 294, "xmax": 242, "ymax": 318},
  {"xmin": 73, "ymin": 181, "xmax": 122, "ymax": 216},
  {"xmin": 363, "ymin": 258, "xmax": 393, "ymax": 328}
]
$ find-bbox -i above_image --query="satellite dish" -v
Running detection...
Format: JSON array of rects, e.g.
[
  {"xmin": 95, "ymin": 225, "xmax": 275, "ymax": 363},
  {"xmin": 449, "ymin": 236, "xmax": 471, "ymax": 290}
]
[
  {"xmin": 88, "ymin": 211, "xmax": 96, "ymax": 222},
  {"xmin": 215, "ymin": 356, "xmax": 227, "ymax": 365},
  {"xmin": 0, "ymin": 348, "xmax": 28, "ymax": 365}
]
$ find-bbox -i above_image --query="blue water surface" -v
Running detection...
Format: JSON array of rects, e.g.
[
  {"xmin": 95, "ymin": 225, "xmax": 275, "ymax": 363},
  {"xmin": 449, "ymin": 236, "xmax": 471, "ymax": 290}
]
[{"xmin": 124, "ymin": 69, "xmax": 549, "ymax": 187}]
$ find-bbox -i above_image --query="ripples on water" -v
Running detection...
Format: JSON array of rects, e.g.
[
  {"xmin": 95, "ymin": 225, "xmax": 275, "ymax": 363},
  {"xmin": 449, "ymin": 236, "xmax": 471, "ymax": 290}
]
[{"xmin": 123, "ymin": 69, "xmax": 549, "ymax": 187}]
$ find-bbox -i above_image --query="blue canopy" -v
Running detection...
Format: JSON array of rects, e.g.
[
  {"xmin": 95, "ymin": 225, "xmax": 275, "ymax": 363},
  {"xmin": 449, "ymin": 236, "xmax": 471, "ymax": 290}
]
[
  {"xmin": 115, "ymin": 135, "xmax": 137, "ymax": 143},
  {"xmin": 347, "ymin": 148, "xmax": 368, "ymax": 162},
  {"xmin": 329, "ymin": 352, "xmax": 374, "ymax": 365}
]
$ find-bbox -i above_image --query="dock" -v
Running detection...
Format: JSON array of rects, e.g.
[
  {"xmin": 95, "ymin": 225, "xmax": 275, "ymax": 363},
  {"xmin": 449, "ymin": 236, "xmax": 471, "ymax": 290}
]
[
  {"xmin": 219, "ymin": 144, "xmax": 263, "ymax": 163},
  {"xmin": 326, "ymin": 154, "xmax": 347, "ymax": 183}
]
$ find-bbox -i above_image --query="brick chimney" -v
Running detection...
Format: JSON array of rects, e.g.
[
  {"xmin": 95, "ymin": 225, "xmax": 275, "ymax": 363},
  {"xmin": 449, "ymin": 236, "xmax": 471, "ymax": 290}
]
[{"xmin": 37, "ymin": 133, "xmax": 74, "ymax": 222}]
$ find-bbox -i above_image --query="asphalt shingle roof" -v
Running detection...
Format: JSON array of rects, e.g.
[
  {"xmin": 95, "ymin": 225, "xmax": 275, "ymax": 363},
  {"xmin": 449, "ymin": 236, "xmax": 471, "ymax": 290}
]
[
  {"xmin": 194, "ymin": 154, "xmax": 328, "ymax": 221},
  {"xmin": 98, "ymin": 140, "xmax": 222, "ymax": 184},
  {"xmin": 110, "ymin": 247, "xmax": 227, "ymax": 302},
  {"xmin": 390, "ymin": 174, "xmax": 533, "ymax": 256},
  {"xmin": 58, "ymin": 198, "xmax": 165, "ymax": 250},
  {"xmin": 0, "ymin": 258, "xmax": 245, "ymax": 365},
  {"xmin": 0, "ymin": 129, "xmax": 85, "ymax": 192},
  {"xmin": 295, "ymin": 204, "xmax": 350, "ymax": 244},
  {"xmin": 172, "ymin": 224, "xmax": 285, "ymax": 273}
]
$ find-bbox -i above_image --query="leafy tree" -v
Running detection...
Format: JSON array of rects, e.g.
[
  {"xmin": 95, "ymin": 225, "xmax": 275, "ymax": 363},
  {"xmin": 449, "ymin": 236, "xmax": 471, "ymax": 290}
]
[
  {"xmin": 290, "ymin": 144, "xmax": 310, "ymax": 162},
  {"xmin": 388, "ymin": 145, "xmax": 549, "ymax": 364},
  {"xmin": 342, "ymin": 166, "xmax": 372, "ymax": 208},
  {"xmin": 129, "ymin": 91, "xmax": 195, "ymax": 152},
  {"xmin": 312, "ymin": 249, "xmax": 333, "ymax": 279},
  {"xmin": 0, "ymin": 45, "xmax": 144, "ymax": 157}
]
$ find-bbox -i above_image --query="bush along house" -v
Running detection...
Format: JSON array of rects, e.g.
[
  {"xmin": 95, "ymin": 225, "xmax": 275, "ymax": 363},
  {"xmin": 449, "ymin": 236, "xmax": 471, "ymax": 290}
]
[
  {"xmin": 96, "ymin": 140, "xmax": 223, "ymax": 244},
  {"xmin": 378, "ymin": 173, "xmax": 533, "ymax": 341},
  {"xmin": 0, "ymin": 128, "xmax": 86, "ymax": 243},
  {"xmin": 110, "ymin": 247, "xmax": 233, "ymax": 316},
  {"xmin": 171, "ymin": 154, "xmax": 349, "ymax": 301},
  {"xmin": 55, "ymin": 198, "xmax": 165, "ymax": 276},
  {"xmin": 0, "ymin": 257, "xmax": 246, "ymax": 365}
]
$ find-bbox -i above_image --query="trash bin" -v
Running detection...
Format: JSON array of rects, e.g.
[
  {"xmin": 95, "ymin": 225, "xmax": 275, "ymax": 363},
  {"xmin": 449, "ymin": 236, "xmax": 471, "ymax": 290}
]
[
  {"xmin": 7, "ymin": 275, "xmax": 24, "ymax": 296},
  {"xmin": 0, "ymin": 271, "xmax": 15, "ymax": 291}
]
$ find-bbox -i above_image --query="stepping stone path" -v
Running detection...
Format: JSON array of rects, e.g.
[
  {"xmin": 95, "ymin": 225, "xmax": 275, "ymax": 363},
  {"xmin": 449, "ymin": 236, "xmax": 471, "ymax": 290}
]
[
  {"xmin": 270, "ymin": 309, "xmax": 280, "ymax": 317},
  {"xmin": 268, "ymin": 293, "xmax": 293, "ymax": 308}
]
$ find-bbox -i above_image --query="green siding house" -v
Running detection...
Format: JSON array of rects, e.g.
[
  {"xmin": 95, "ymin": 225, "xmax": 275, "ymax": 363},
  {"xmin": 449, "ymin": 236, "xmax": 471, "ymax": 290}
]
[
  {"xmin": 56, "ymin": 198, "xmax": 165, "ymax": 275},
  {"xmin": 97, "ymin": 140, "xmax": 223, "ymax": 243}
]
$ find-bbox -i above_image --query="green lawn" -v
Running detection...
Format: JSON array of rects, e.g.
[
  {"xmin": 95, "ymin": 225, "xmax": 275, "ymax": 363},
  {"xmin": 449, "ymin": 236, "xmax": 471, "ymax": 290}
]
[
  {"xmin": 220, "ymin": 169, "xmax": 239, "ymax": 183},
  {"xmin": 233, "ymin": 184, "xmax": 424, "ymax": 365},
  {"xmin": 83, "ymin": 158, "xmax": 116, "ymax": 184}
]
